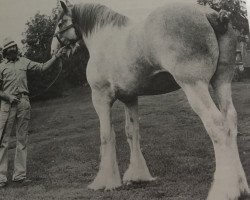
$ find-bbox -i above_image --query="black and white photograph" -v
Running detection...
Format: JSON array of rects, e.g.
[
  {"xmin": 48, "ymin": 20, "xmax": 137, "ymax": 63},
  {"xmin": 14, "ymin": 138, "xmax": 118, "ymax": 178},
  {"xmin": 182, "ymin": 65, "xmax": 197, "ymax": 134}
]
[{"xmin": 0, "ymin": 0, "xmax": 250, "ymax": 199}]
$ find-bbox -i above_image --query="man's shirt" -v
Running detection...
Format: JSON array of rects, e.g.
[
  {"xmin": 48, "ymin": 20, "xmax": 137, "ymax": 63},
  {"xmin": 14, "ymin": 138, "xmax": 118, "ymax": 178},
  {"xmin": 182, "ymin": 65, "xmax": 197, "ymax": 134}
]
[{"xmin": 0, "ymin": 57, "xmax": 44, "ymax": 95}]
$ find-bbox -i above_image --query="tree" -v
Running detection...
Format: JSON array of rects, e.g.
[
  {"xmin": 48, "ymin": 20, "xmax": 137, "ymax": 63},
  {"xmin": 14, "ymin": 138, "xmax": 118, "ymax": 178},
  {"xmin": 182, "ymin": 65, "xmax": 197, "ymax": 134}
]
[
  {"xmin": 21, "ymin": 10, "xmax": 89, "ymax": 100},
  {"xmin": 197, "ymin": 0, "xmax": 249, "ymax": 34},
  {"xmin": 22, "ymin": 13, "xmax": 56, "ymax": 62},
  {"xmin": 21, "ymin": 12, "xmax": 65, "ymax": 100}
]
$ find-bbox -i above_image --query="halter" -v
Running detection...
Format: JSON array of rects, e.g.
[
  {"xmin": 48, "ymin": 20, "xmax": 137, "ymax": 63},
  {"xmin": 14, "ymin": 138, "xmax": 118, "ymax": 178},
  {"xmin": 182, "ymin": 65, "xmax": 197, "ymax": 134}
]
[{"xmin": 54, "ymin": 23, "xmax": 82, "ymax": 47}]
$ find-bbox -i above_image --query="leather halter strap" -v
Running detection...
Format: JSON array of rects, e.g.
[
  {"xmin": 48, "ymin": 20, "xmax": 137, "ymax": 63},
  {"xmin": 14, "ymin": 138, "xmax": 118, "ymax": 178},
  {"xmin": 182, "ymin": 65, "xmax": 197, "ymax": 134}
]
[{"xmin": 54, "ymin": 23, "xmax": 82, "ymax": 47}]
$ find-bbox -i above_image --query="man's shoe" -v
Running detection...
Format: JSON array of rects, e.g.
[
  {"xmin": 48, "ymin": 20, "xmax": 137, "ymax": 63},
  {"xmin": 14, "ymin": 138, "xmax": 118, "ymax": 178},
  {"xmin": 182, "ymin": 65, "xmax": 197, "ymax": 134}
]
[
  {"xmin": 0, "ymin": 182, "xmax": 7, "ymax": 188},
  {"xmin": 13, "ymin": 178, "xmax": 32, "ymax": 185}
]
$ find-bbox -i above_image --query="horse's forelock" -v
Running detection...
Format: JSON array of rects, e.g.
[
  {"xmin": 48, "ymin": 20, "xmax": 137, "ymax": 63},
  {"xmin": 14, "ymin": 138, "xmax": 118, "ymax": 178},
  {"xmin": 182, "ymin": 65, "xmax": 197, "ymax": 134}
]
[{"xmin": 72, "ymin": 3, "xmax": 129, "ymax": 36}]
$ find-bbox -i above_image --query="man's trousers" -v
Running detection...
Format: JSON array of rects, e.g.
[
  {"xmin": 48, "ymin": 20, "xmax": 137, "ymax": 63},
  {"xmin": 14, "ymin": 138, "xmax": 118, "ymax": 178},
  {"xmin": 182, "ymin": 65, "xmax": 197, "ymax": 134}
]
[{"xmin": 0, "ymin": 96, "xmax": 31, "ymax": 183}]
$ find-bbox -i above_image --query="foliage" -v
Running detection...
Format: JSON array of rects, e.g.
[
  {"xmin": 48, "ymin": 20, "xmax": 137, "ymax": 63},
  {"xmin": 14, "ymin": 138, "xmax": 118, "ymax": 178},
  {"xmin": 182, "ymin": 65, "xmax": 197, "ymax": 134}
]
[
  {"xmin": 21, "ymin": 10, "xmax": 88, "ymax": 101},
  {"xmin": 21, "ymin": 12, "xmax": 62, "ymax": 100},
  {"xmin": 22, "ymin": 13, "xmax": 56, "ymax": 62},
  {"xmin": 197, "ymin": 0, "xmax": 249, "ymax": 34}
]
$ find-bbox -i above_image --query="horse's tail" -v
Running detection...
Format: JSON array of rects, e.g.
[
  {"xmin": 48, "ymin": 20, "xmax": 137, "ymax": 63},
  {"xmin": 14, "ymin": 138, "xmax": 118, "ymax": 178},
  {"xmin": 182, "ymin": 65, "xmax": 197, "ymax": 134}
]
[
  {"xmin": 206, "ymin": 9, "xmax": 231, "ymax": 35},
  {"xmin": 208, "ymin": 9, "xmax": 237, "ymax": 85}
]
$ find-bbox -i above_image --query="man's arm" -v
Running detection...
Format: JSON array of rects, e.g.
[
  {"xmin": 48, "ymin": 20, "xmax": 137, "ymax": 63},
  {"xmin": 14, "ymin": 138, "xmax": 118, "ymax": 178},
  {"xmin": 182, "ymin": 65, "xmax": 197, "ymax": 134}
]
[
  {"xmin": 27, "ymin": 47, "xmax": 66, "ymax": 72},
  {"xmin": 0, "ymin": 65, "xmax": 10, "ymax": 102}
]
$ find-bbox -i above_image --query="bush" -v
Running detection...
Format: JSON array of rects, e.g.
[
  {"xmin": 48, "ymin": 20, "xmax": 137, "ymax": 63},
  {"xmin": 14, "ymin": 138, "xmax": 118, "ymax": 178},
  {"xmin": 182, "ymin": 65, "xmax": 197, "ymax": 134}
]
[{"xmin": 22, "ymin": 12, "xmax": 89, "ymax": 101}]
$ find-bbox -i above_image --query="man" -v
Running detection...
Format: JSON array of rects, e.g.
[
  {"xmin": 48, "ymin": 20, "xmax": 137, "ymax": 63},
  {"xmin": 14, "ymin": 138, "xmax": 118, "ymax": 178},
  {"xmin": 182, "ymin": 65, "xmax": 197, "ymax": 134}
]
[{"xmin": 0, "ymin": 37, "xmax": 66, "ymax": 187}]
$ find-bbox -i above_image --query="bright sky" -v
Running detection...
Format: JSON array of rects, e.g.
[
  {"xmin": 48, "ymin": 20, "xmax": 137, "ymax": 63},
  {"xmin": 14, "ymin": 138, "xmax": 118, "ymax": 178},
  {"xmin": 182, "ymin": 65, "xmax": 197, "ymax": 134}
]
[
  {"xmin": 0, "ymin": 0, "xmax": 197, "ymax": 49},
  {"xmin": 0, "ymin": 0, "xmax": 249, "ymax": 49}
]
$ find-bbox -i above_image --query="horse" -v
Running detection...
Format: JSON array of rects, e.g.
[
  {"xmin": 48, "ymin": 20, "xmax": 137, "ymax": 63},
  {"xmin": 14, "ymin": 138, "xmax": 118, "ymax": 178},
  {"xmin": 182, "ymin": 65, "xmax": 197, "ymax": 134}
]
[{"xmin": 51, "ymin": 1, "xmax": 250, "ymax": 199}]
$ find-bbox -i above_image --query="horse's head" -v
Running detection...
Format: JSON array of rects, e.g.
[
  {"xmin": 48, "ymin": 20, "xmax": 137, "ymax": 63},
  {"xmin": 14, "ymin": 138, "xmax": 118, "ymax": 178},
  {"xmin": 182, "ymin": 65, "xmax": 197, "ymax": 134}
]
[{"xmin": 51, "ymin": 1, "xmax": 81, "ymax": 57}]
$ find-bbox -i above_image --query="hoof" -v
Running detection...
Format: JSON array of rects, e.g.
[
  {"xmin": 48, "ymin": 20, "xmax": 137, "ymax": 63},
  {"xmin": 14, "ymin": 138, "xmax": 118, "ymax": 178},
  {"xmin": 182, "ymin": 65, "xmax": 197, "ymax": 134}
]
[
  {"xmin": 88, "ymin": 171, "xmax": 122, "ymax": 191},
  {"xmin": 88, "ymin": 181, "xmax": 121, "ymax": 191},
  {"xmin": 207, "ymin": 181, "xmax": 250, "ymax": 200},
  {"xmin": 123, "ymin": 165, "xmax": 156, "ymax": 184}
]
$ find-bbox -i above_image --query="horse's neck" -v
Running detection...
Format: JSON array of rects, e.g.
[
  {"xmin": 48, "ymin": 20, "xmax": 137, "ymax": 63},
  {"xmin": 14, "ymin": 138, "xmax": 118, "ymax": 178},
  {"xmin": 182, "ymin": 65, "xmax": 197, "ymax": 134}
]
[
  {"xmin": 82, "ymin": 22, "xmax": 132, "ymax": 51},
  {"xmin": 73, "ymin": 4, "xmax": 131, "ymax": 49}
]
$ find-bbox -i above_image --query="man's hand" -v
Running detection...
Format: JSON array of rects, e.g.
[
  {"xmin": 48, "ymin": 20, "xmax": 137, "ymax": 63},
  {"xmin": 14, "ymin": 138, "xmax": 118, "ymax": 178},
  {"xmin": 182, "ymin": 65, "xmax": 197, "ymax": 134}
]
[
  {"xmin": 8, "ymin": 95, "xmax": 20, "ymax": 104},
  {"xmin": 41, "ymin": 46, "xmax": 69, "ymax": 71},
  {"xmin": 55, "ymin": 46, "xmax": 68, "ymax": 58}
]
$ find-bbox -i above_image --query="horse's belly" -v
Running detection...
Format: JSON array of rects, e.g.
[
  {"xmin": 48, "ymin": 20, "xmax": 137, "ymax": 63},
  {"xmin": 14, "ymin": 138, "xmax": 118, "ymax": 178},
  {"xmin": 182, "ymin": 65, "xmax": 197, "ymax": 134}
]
[{"xmin": 138, "ymin": 70, "xmax": 180, "ymax": 96}]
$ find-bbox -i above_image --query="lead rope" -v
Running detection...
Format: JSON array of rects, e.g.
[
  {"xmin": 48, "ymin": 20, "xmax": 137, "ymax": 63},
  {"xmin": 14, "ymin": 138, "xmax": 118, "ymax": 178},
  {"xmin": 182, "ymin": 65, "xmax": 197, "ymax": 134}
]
[{"xmin": 29, "ymin": 58, "xmax": 63, "ymax": 99}]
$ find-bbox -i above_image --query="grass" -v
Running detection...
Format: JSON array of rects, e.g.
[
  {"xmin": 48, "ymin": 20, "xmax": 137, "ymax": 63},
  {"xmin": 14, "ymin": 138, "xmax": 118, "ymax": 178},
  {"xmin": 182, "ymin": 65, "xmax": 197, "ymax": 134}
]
[{"xmin": 0, "ymin": 81, "xmax": 249, "ymax": 200}]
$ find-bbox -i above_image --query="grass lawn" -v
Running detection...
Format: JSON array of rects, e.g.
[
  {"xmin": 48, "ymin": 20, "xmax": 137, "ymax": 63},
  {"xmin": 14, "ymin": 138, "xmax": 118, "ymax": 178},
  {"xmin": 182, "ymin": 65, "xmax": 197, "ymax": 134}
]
[{"xmin": 0, "ymin": 81, "xmax": 249, "ymax": 200}]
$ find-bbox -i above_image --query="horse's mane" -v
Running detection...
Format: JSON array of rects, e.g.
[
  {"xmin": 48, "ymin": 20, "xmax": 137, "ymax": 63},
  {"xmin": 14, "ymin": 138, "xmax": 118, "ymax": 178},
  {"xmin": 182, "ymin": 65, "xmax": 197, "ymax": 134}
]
[{"xmin": 71, "ymin": 3, "xmax": 129, "ymax": 36}]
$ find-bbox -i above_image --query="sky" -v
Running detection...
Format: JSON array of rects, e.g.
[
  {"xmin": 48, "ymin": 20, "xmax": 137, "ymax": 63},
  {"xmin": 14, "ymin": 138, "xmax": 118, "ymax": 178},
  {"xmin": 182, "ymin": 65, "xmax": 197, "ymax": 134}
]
[
  {"xmin": 0, "ymin": 0, "xmax": 249, "ymax": 49},
  {"xmin": 0, "ymin": 0, "xmax": 197, "ymax": 49}
]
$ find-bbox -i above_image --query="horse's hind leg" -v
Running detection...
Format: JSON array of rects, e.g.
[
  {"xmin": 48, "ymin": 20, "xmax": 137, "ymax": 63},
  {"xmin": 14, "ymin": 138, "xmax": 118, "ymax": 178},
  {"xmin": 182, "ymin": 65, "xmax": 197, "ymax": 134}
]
[
  {"xmin": 209, "ymin": 29, "xmax": 250, "ymax": 199},
  {"xmin": 210, "ymin": 79, "xmax": 250, "ymax": 200},
  {"xmin": 123, "ymin": 97, "xmax": 155, "ymax": 184},
  {"xmin": 211, "ymin": 26, "xmax": 239, "ymax": 137},
  {"xmin": 177, "ymin": 80, "xmax": 249, "ymax": 200},
  {"xmin": 88, "ymin": 89, "xmax": 121, "ymax": 190},
  {"xmin": 210, "ymin": 72, "xmax": 250, "ymax": 198}
]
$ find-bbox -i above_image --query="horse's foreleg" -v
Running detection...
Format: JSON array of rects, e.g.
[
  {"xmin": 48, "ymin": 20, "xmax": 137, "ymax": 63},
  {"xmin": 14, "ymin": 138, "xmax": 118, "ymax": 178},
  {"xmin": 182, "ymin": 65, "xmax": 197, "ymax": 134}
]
[
  {"xmin": 88, "ymin": 90, "xmax": 121, "ymax": 190},
  {"xmin": 123, "ymin": 97, "xmax": 155, "ymax": 184},
  {"xmin": 179, "ymin": 81, "xmax": 249, "ymax": 200}
]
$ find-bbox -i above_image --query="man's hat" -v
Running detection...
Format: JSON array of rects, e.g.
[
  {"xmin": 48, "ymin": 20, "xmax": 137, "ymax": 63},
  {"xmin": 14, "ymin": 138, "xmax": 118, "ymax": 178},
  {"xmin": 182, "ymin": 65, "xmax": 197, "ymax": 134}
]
[{"xmin": 2, "ymin": 37, "xmax": 17, "ymax": 51}]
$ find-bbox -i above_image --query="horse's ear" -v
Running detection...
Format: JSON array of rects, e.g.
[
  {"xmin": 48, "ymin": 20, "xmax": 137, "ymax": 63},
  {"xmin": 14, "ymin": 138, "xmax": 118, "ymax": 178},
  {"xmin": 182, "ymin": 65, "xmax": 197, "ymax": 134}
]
[
  {"xmin": 65, "ymin": 0, "xmax": 73, "ymax": 7},
  {"xmin": 60, "ymin": 1, "xmax": 69, "ymax": 13}
]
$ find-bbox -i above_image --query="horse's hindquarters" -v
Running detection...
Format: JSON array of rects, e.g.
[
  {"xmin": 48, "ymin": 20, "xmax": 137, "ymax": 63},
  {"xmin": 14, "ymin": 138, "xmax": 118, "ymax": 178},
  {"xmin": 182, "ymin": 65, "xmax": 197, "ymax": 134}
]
[{"xmin": 142, "ymin": 3, "xmax": 219, "ymax": 83}]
